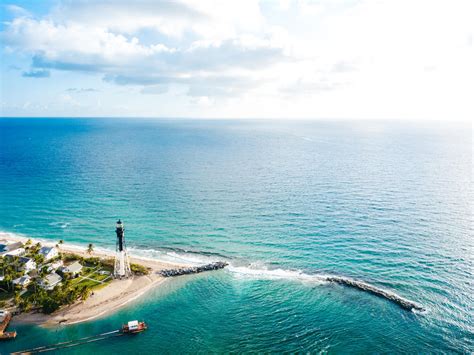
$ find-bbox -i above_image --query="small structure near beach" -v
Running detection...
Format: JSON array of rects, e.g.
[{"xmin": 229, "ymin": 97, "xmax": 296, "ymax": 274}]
[
  {"xmin": 60, "ymin": 261, "xmax": 83, "ymax": 276},
  {"xmin": 39, "ymin": 246, "xmax": 59, "ymax": 261},
  {"xmin": 47, "ymin": 259, "xmax": 63, "ymax": 273},
  {"xmin": 13, "ymin": 275, "xmax": 31, "ymax": 288},
  {"xmin": 40, "ymin": 273, "xmax": 62, "ymax": 290},
  {"xmin": 5, "ymin": 255, "xmax": 36, "ymax": 272},
  {"xmin": 0, "ymin": 241, "xmax": 24, "ymax": 256}
]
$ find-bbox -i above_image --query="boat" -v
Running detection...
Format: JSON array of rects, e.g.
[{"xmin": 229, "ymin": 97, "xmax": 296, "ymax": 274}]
[
  {"xmin": 0, "ymin": 330, "xmax": 17, "ymax": 340},
  {"xmin": 121, "ymin": 320, "xmax": 147, "ymax": 334}
]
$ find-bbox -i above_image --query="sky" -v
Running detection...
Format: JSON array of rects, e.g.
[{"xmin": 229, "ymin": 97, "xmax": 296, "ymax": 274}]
[{"xmin": 0, "ymin": 0, "xmax": 473, "ymax": 120}]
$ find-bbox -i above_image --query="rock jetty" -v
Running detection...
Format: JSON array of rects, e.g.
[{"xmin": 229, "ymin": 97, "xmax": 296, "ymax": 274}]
[
  {"xmin": 159, "ymin": 261, "xmax": 228, "ymax": 277},
  {"xmin": 326, "ymin": 276, "xmax": 425, "ymax": 312}
]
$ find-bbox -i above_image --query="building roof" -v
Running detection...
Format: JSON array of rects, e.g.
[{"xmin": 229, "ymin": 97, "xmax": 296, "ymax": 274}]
[
  {"xmin": 20, "ymin": 256, "xmax": 35, "ymax": 264},
  {"xmin": 4, "ymin": 255, "xmax": 34, "ymax": 264},
  {"xmin": 39, "ymin": 246, "xmax": 56, "ymax": 255},
  {"xmin": 4, "ymin": 247, "xmax": 25, "ymax": 256},
  {"xmin": 13, "ymin": 275, "xmax": 31, "ymax": 285},
  {"xmin": 65, "ymin": 261, "xmax": 83, "ymax": 273},
  {"xmin": 44, "ymin": 273, "xmax": 62, "ymax": 285},
  {"xmin": 0, "ymin": 241, "xmax": 23, "ymax": 252}
]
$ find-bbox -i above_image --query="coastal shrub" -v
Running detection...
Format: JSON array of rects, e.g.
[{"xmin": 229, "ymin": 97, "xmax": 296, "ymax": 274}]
[
  {"xmin": 83, "ymin": 257, "xmax": 100, "ymax": 266},
  {"xmin": 63, "ymin": 254, "xmax": 79, "ymax": 262},
  {"xmin": 131, "ymin": 263, "xmax": 149, "ymax": 275},
  {"xmin": 41, "ymin": 297, "xmax": 62, "ymax": 314},
  {"xmin": 100, "ymin": 258, "xmax": 115, "ymax": 268}
]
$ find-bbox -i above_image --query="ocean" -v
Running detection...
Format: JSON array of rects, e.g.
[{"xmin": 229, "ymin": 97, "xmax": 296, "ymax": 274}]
[{"xmin": 0, "ymin": 118, "xmax": 472, "ymax": 353}]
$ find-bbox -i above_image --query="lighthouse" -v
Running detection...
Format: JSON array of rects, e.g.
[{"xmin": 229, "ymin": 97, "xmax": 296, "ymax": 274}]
[{"xmin": 114, "ymin": 219, "xmax": 132, "ymax": 278}]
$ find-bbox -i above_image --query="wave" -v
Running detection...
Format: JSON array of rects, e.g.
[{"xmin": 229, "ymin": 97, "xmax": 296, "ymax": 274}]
[
  {"xmin": 150, "ymin": 246, "xmax": 229, "ymax": 260},
  {"xmin": 226, "ymin": 264, "xmax": 326, "ymax": 283},
  {"xmin": 49, "ymin": 222, "xmax": 70, "ymax": 229},
  {"xmin": 0, "ymin": 230, "xmax": 424, "ymax": 312},
  {"xmin": 225, "ymin": 264, "xmax": 424, "ymax": 311}
]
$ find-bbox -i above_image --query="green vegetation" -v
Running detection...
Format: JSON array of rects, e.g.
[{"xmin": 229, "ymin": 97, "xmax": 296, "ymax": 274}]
[
  {"xmin": 0, "ymin": 255, "xmax": 23, "ymax": 291},
  {"xmin": 0, "ymin": 290, "xmax": 13, "ymax": 302},
  {"xmin": 131, "ymin": 263, "xmax": 150, "ymax": 275},
  {"xmin": 0, "ymin": 240, "xmax": 149, "ymax": 315}
]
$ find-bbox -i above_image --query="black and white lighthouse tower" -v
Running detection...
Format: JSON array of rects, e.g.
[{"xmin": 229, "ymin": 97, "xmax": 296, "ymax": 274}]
[{"xmin": 114, "ymin": 219, "xmax": 132, "ymax": 278}]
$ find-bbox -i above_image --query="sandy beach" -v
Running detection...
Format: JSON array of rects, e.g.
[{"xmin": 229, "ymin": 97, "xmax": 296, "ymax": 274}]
[{"xmin": 1, "ymin": 233, "xmax": 188, "ymax": 327}]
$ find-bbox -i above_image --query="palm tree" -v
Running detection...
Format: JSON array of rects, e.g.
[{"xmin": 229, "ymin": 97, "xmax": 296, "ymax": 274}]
[
  {"xmin": 57, "ymin": 240, "xmax": 64, "ymax": 249},
  {"xmin": 87, "ymin": 243, "xmax": 94, "ymax": 255},
  {"xmin": 30, "ymin": 278, "xmax": 42, "ymax": 304},
  {"xmin": 4, "ymin": 273, "xmax": 12, "ymax": 292},
  {"xmin": 79, "ymin": 286, "xmax": 91, "ymax": 301},
  {"xmin": 13, "ymin": 291, "xmax": 21, "ymax": 306},
  {"xmin": 33, "ymin": 254, "xmax": 45, "ymax": 266},
  {"xmin": 11, "ymin": 255, "xmax": 20, "ymax": 272}
]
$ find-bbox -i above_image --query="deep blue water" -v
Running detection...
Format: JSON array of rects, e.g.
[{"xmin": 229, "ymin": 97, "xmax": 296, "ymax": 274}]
[{"xmin": 0, "ymin": 118, "xmax": 472, "ymax": 353}]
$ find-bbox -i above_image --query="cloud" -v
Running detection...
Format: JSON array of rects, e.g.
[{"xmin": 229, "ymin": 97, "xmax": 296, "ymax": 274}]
[
  {"xmin": 22, "ymin": 69, "xmax": 50, "ymax": 78},
  {"xmin": 5, "ymin": 4, "xmax": 31, "ymax": 17},
  {"xmin": 2, "ymin": 13, "xmax": 286, "ymax": 97},
  {"xmin": 66, "ymin": 88, "xmax": 99, "ymax": 93},
  {"xmin": 51, "ymin": 0, "xmax": 264, "ymax": 39},
  {"xmin": 1, "ymin": 0, "xmax": 473, "ymax": 119},
  {"xmin": 141, "ymin": 85, "xmax": 169, "ymax": 95},
  {"xmin": 52, "ymin": 0, "xmax": 207, "ymax": 35},
  {"xmin": 331, "ymin": 61, "xmax": 357, "ymax": 73},
  {"xmin": 105, "ymin": 73, "xmax": 259, "ymax": 98}
]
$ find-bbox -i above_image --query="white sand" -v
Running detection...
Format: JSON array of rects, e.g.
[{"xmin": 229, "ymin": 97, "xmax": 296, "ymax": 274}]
[{"xmin": 2, "ymin": 233, "xmax": 187, "ymax": 326}]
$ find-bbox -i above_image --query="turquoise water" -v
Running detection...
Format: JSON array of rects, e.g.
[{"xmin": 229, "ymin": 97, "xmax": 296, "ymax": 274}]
[{"xmin": 0, "ymin": 118, "xmax": 472, "ymax": 353}]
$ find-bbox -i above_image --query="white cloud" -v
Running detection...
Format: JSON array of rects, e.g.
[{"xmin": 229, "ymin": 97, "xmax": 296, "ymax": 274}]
[
  {"xmin": 5, "ymin": 4, "xmax": 31, "ymax": 17},
  {"xmin": 1, "ymin": 0, "xmax": 473, "ymax": 119}
]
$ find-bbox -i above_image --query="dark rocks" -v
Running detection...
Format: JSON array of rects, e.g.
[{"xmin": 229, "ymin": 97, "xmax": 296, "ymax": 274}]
[
  {"xmin": 326, "ymin": 276, "xmax": 425, "ymax": 312},
  {"xmin": 158, "ymin": 261, "xmax": 228, "ymax": 277}
]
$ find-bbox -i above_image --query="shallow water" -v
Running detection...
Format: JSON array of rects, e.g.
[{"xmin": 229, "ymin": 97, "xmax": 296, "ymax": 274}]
[{"xmin": 0, "ymin": 118, "xmax": 472, "ymax": 353}]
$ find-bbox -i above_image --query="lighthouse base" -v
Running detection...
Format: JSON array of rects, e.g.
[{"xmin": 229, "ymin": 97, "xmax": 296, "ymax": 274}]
[{"xmin": 114, "ymin": 250, "xmax": 132, "ymax": 279}]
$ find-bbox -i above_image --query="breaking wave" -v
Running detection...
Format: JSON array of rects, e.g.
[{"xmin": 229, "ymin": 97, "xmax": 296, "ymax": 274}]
[
  {"xmin": 49, "ymin": 221, "xmax": 70, "ymax": 229},
  {"xmin": 0, "ymin": 230, "xmax": 424, "ymax": 312},
  {"xmin": 225, "ymin": 264, "xmax": 425, "ymax": 312}
]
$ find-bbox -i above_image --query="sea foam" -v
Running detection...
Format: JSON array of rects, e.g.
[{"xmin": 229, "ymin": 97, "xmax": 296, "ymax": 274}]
[{"xmin": 0, "ymin": 230, "xmax": 424, "ymax": 312}]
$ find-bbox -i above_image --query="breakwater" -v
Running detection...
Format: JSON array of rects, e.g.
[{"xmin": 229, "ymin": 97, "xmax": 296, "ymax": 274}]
[
  {"xmin": 158, "ymin": 261, "xmax": 228, "ymax": 277},
  {"xmin": 325, "ymin": 276, "xmax": 425, "ymax": 312}
]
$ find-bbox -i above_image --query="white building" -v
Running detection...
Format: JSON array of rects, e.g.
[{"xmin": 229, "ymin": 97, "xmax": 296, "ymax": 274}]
[
  {"xmin": 13, "ymin": 275, "xmax": 31, "ymax": 288},
  {"xmin": 5, "ymin": 255, "xmax": 36, "ymax": 272},
  {"xmin": 39, "ymin": 246, "xmax": 59, "ymax": 261},
  {"xmin": 4, "ymin": 247, "xmax": 26, "ymax": 257},
  {"xmin": 40, "ymin": 273, "xmax": 62, "ymax": 290},
  {"xmin": 0, "ymin": 241, "xmax": 24, "ymax": 256},
  {"xmin": 47, "ymin": 259, "xmax": 64, "ymax": 273},
  {"xmin": 60, "ymin": 261, "xmax": 83, "ymax": 275},
  {"xmin": 20, "ymin": 257, "xmax": 37, "ymax": 272}
]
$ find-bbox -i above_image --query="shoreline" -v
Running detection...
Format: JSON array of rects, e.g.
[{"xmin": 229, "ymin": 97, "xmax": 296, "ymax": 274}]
[{"xmin": 1, "ymin": 233, "xmax": 189, "ymax": 327}]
